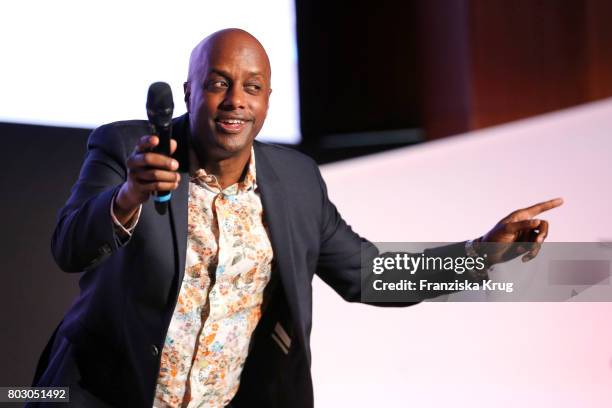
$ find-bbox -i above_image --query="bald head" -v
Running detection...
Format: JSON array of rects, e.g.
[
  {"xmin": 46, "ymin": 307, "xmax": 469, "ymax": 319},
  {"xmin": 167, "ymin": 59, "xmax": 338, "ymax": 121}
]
[
  {"xmin": 184, "ymin": 28, "xmax": 273, "ymax": 162},
  {"xmin": 187, "ymin": 28, "xmax": 271, "ymax": 86}
]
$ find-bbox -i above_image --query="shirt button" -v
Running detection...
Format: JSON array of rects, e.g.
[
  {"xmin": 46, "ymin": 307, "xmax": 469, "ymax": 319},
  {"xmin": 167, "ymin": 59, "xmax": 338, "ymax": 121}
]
[{"xmin": 151, "ymin": 344, "xmax": 159, "ymax": 357}]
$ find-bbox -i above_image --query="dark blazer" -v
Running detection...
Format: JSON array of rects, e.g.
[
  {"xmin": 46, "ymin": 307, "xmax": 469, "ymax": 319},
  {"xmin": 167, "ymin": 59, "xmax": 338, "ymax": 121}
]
[{"xmin": 32, "ymin": 114, "xmax": 470, "ymax": 407}]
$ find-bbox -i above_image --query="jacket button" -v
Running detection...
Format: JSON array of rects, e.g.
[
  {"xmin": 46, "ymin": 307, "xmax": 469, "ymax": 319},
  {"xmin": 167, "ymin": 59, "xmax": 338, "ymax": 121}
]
[{"xmin": 151, "ymin": 344, "xmax": 159, "ymax": 357}]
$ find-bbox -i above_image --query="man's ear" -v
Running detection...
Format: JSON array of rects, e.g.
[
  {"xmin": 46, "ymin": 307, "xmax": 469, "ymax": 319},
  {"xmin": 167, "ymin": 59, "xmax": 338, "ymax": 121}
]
[
  {"xmin": 183, "ymin": 81, "xmax": 191, "ymax": 112},
  {"xmin": 266, "ymin": 88, "xmax": 272, "ymax": 113}
]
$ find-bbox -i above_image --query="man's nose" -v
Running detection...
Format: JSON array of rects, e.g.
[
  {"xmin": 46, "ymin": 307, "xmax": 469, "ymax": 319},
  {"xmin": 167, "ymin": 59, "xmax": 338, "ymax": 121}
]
[{"xmin": 221, "ymin": 85, "xmax": 245, "ymax": 110}]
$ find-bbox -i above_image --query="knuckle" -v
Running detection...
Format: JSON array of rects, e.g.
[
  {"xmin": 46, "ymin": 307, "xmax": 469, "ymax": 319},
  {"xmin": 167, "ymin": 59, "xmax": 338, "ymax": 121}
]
[
  {"xmin": 143, "ymin": 154, "xmax": 155, "ymax": 166},
  {"xmin": 138, "ymin": 153, "xmax": 147, "ymax": 163},
  {"xmin": 151, "ymin": 169, "xmax": 162, "ymax": 180},
  {"xmin": 510, "ymin": 213, "xmax": 522, "ymax": 222}
]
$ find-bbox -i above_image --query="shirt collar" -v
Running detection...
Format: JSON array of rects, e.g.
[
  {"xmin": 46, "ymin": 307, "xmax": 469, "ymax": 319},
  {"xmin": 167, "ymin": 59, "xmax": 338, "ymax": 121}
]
[{"xmin": 189, "ymin": 146, "xmax": 257, "ymax": 195}]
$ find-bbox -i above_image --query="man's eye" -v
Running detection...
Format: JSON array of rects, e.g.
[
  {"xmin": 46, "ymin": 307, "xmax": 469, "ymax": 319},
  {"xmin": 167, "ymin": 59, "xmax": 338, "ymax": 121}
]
[
  {"xmin": 206, "ymin": 80, "xmax": 228, "ymax": 90},
  {"xmin": 245, "ymin": 84, "xmax": 261, "ymax": 93}
]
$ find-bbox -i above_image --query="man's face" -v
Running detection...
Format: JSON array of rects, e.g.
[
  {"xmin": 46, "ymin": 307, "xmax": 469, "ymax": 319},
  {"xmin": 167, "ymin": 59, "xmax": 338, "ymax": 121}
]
[{"xmin": 185, "ymin": 33, "xmax": 271, "ymax": 160}]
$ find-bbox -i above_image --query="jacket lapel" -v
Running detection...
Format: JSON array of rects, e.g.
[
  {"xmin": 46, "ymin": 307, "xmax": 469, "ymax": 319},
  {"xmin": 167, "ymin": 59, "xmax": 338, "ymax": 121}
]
[
  {"xmin": 253, "ymin": 142, "xmax": 305, "ymax": 347},
  {"xmin": 167, "ymin": 115, "xmax": 190, "ymax": 310}
]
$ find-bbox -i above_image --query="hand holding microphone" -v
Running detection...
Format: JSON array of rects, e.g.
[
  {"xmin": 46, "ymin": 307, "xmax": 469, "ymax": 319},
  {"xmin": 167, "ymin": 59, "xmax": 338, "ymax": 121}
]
[{"xmin": 113, "ymin": 82, "xmax": 179, "ymax": 223}]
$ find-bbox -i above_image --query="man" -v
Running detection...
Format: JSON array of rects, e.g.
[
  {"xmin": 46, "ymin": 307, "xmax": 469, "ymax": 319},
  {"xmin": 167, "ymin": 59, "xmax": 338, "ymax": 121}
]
[{"xmin": 32, "ymin": 29, "xmax": 562, "ymax": 407}]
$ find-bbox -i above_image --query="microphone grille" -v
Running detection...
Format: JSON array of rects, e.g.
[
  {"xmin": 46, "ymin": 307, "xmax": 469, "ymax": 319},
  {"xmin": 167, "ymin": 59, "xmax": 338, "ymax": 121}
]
[{"xmin": 146, "ymin": 82, "xmax": 174, "ymax": 111}]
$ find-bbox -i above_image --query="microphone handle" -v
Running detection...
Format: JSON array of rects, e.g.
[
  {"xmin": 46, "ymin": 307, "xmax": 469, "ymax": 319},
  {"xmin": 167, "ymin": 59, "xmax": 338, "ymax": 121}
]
[{"xmin": 151, "ymin": 122, "xmax": 173, "ymax": 214}]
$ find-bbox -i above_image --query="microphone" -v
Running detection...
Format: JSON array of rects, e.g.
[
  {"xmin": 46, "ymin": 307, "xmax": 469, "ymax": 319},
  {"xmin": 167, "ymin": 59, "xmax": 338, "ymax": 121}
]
[{"xmin": 146, "ymin": 82, "xmax": 174, "ymax": 215}]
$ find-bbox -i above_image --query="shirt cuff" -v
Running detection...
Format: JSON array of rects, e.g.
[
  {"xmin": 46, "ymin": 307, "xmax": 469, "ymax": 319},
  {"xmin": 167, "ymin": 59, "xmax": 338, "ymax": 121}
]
[
  {"xmin": 464, "ymin": 238, "xmax": 493, "ymax": 281},
  {"xmin": 110, "ymin": 193, "xmax": 142, "ymax": 238}
]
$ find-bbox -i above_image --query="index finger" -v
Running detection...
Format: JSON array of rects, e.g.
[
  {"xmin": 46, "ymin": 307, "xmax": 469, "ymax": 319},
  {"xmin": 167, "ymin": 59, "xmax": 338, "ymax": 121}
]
[
  {"xmin": 128, "ymin": 151, "xmax": 178, "ymax": 171},
  {"xmin": 133, "ymin": 135, "xmax": 159, "ymax": 154},
  {"xmin": 522, "ymin": 197, "xmax": 564, "ymax": 217}
]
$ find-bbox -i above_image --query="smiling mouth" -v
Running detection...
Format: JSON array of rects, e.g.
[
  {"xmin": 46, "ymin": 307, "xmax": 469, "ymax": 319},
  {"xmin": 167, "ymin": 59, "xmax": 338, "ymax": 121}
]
[{"xmin": 215, "ymin": 118, "xmax": 250, "ymax": 134}]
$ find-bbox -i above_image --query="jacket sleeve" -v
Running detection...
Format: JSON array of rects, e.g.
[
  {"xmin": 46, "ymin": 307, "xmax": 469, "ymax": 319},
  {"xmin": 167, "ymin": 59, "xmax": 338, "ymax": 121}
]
[
  {"xmin": 312, "ymin": 163, "xmax": 483, "ymax": 305},
  {"xmin": 51, "ymin": 124, "xmax": 131, "ymax": 272}
]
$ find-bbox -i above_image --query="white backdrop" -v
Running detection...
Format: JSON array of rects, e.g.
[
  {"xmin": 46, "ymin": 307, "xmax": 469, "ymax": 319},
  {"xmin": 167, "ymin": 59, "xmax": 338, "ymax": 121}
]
[
  {"xmin": 0, "ymin": 0, "xmax": 300, "ymax": 143},
  {"xmin": 314, "ymin": 99, "xmax": 612, "ymax": 407}
]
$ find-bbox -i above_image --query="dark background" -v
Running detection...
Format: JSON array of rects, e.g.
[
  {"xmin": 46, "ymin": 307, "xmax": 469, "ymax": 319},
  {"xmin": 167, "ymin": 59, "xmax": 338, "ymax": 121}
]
[{"xmin": 2, "ymin": 0, "xmax": 612, "ymax": 388}]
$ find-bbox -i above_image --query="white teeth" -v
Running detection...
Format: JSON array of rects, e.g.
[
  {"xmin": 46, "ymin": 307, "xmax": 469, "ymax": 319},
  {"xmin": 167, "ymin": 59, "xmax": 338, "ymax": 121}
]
[{"xmin": 220, "ymin": 119, "xmax": 244, "ymax": 124}]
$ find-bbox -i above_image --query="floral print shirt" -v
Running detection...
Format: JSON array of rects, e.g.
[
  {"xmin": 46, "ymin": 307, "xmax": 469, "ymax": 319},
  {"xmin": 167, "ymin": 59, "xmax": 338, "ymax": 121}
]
[{"xmin": 153, "ymin": 149, "xmax": 273, "ymax": 407}]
